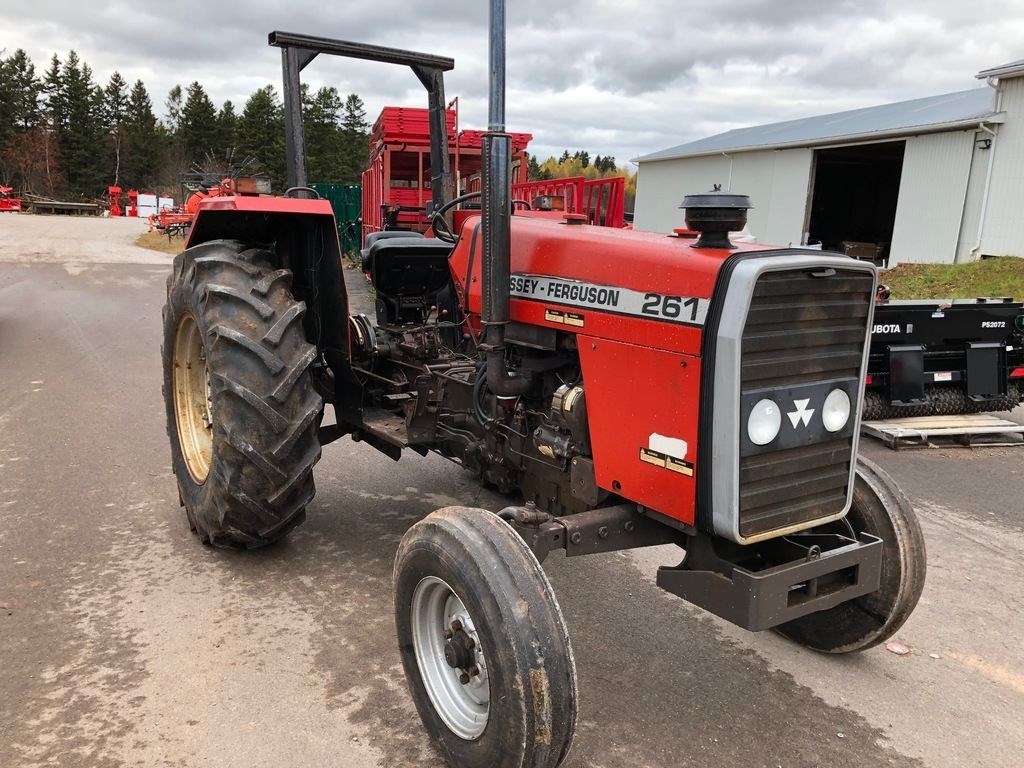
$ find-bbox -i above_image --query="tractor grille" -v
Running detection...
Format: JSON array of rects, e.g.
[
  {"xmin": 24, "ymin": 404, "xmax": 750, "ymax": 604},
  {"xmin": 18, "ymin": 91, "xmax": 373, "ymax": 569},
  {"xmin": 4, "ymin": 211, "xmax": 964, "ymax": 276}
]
[{"xmin": 738, "ymin": 268, "xmax": 873, "ymax": 539}]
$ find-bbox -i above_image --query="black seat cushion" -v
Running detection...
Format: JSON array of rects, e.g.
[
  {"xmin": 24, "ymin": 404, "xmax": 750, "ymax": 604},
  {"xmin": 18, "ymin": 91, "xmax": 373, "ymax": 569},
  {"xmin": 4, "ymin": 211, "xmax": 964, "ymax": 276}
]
[
  {"xmin": 366, "ymin": 239, "xmax": 455, "ymax": 325},
  {"xmin": 360, "ymin": 230, "xmax": 424, "ymax": 270}
]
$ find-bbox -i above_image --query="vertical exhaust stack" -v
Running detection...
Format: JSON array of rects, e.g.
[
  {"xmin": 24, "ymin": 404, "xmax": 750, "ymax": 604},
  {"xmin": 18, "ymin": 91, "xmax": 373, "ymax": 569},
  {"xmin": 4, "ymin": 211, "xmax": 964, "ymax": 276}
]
[{"xmin": 481, "ymin": 0, "xmax": 531, "ymax": 395}]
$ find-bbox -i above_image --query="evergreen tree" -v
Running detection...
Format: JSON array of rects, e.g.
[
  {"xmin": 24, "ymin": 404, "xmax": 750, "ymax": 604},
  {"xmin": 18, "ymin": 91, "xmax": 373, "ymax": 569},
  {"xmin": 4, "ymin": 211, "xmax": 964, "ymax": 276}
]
[
  {"xmin": 0, "ymin": 54, "xmax": 16, "ymax": 166},
  {"xmin": 29, "ymin": 53, "xmax": 65, "ymax": 194},
  {"xmin": 237, "ymin": 85, "xmax": 284, "ymax": 190},
  {"xmin": 103, "ymin": 71, "xmax": 128, "ymax": 124},
  {"xmin": 340, "ymin": 93, "xmax": 368, "ymax": 183},
  {"xmin": 0, "ymin": 49, "xmax": 50, "ymax": 191},
  {"xmin": 215, "ymin": 100, "xmax": 238, "ymax": 159},
  {"xmin": 0, "ymin": 54, "xmax": 15, "ymax": 183},
  {"xmin": 125, "ymin": 79, "xmax": 159, "ymax": 189},
  {"xmin": 558, "ymin": 149, "xmax": 570, "ymax": 163},
  {"xmin": 179, "ymin": 81, "xmax": 217, "ymax": 165},
  {"xmin": 103, "ymin": 72, "xmax": 129, "ymax": 186},
  {"xmin": 6, "ymin": 50, "xmax": 42, "ymax": 131},
  {"xmin": 527, "ymin": 154, "xmax": 541, "ymax": 181},
  {"xmin": 42, "ymin": 54, "xmax": 64, "ymax": 127},
  {"xmin": 304, "ymin": 86, "xmax": 342, "ymax": 181},
  {"xmin": 58, "ymin": 52, "xmax": 107, "ymax": 195}
]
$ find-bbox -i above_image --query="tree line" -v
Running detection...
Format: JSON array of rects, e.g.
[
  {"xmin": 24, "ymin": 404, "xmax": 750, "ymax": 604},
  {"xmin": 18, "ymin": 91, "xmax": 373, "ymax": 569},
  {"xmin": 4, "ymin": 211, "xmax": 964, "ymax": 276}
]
[
  {"xmin": 528, "ymin": 150, "xmax": 636, "ymax": 212},
  {"xmin": 0, "ymin": 48, "xmax": 369, "ymax": 201}
]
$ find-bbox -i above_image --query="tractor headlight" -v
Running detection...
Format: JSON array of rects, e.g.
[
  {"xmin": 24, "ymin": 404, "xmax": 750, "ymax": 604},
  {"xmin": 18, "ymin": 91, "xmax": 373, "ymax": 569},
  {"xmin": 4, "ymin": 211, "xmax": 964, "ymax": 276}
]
[
  {"xmin": 747, "ymin": 399, "xmax": 782, "ymax": 445},
  {"xmin": 822, "ymin": 388, "xmax": 852, "ymax": 433}
]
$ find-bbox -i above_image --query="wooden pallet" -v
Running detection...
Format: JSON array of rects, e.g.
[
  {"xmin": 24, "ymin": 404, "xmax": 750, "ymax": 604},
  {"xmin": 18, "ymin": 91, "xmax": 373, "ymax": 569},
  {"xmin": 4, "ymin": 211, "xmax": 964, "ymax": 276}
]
[{"xmin": 862, "ymin": 414, "xmax": 1024, "ymax": 449}]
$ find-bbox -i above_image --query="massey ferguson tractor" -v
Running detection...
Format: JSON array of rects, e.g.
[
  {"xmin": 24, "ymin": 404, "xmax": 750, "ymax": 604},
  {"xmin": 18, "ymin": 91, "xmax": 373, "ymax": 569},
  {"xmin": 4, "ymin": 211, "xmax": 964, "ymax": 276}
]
[{"xmin": 161, "ymin": 4, "xmax": 927, "ymax": 765}]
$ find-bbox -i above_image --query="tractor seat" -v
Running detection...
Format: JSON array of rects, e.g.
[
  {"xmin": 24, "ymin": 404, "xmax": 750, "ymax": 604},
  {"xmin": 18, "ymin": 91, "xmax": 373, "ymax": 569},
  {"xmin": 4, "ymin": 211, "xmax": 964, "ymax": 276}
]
[
  {"xmin": 360, "ymin": 230, "xmax": 424, "ymax": 270},
  {"xmin": 365, "ymin": 238, "xmax": 454, "ymax": 300}
]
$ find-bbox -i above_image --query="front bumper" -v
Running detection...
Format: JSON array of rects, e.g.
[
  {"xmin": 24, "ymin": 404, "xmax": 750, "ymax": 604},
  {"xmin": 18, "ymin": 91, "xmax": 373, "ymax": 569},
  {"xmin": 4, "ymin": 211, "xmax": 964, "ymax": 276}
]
[{"xmin": 656, "ymin": 531, "xmax": 883, "ymax": 631}]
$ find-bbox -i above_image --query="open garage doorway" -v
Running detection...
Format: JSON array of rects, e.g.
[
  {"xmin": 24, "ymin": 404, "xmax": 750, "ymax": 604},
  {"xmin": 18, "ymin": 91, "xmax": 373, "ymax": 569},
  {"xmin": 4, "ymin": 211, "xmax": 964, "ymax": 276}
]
[{"xmin": 805, "ymin": 141, "xmax": 905, "ymax": 264}]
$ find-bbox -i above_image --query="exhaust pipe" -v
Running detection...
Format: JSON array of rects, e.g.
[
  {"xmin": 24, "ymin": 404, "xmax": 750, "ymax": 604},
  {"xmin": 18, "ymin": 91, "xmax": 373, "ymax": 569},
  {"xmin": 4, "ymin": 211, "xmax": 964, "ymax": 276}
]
[{"xmin": 481, "ymin": 0, "xmax": 531, "ymax": 396}]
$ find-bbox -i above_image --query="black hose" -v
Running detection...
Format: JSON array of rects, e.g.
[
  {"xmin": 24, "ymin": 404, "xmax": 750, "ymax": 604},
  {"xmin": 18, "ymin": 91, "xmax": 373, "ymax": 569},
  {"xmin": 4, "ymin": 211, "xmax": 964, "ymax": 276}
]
[
  {"xmin": 485, "ymin": 344, "xmax": 532, "ymax": 396},
  {"xmin": 473, "ymin": 361, "xmax": 492, "ymax": 425}
]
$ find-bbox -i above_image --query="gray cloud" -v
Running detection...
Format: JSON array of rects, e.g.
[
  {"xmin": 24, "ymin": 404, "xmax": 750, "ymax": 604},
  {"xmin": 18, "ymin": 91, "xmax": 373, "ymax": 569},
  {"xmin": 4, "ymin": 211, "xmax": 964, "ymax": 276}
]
[{"xmin": 2, "ymin": 0, "xmax": 1022, "ymax": 165}]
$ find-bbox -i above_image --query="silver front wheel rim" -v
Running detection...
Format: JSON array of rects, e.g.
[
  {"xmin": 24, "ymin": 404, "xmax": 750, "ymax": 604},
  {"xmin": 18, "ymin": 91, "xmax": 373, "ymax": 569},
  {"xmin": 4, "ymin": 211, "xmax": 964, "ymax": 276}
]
[{"xmin": 411, "ymin": 576, "xmax": 490, "ymax": 740}]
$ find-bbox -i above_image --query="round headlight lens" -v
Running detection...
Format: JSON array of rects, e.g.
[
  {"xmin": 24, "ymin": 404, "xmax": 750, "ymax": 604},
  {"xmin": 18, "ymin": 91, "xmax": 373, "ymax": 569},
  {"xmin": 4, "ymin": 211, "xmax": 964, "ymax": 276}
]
[
  {"xmin": 747, "ymin": 399, "xmax": 782, "ymax": 445},
  {"xmin": 822, "ymin": 388, "xmax": 852, "ymax": 432}
]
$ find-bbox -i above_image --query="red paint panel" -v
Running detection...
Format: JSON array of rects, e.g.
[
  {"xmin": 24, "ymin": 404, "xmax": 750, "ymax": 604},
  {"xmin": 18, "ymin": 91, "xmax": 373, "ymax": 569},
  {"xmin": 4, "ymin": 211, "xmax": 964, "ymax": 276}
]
[
  {"xmin": 511, "ymin": 298, "xmax": 704, "ymax": 355},
  {"xmin": 578, "ymin": 337, "xmax": 701, "ymax": 526},
  {"xmin": 197, "ymin": 195, "xmax": 334, "ymax": 215},
  {"xmin": 448, "ymin": 214, "xmax": 778, "ymax": 355}
]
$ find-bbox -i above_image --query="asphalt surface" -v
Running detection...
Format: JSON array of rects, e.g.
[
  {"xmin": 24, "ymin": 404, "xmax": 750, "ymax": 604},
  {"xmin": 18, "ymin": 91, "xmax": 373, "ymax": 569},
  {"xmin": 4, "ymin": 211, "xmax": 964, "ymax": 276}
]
[{"xmin": 1, "ymin": 214, "xmax": 1023, "ymax": 768}]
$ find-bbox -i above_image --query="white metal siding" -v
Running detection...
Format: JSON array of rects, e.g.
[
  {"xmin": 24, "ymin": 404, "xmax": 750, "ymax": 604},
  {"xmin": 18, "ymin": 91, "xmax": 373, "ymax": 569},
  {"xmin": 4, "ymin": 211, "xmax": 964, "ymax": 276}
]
[
  {"xmin": 633, "ymin": 155, "xmax": 731, "ymax": 233},
  {"xmin": 763, "ymin": 149, "xmax": 813, "ymax": 246},
  {"xmin": 955, "ymin": 131, "xmax": 989, "ymax": 263},
  {"xmin": 729, "ymin": 152, "xmax": 775, "ymax": 240},
  {"xmin": 634, "ymin": 149, "xmax": 811, "ymax": 246},
  {"xmin": 981, "ymin": 78, "xmax": 1024, "ymax": 257},
  {"xmin": 889, "ymin": 130, "xmax": 975, "ymax": 264}
]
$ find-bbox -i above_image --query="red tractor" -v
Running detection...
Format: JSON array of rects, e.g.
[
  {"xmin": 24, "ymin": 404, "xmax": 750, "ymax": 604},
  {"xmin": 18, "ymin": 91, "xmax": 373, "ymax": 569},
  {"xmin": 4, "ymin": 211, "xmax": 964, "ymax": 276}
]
[{"xmin": 161, "ymin": 5, "xmax": 926, "ymax": 766}]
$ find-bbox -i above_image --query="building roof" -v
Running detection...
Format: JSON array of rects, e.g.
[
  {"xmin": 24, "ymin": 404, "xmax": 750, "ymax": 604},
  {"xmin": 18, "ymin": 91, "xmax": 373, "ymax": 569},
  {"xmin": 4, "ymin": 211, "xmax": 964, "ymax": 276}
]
[
  {"xmin": 635, "ymin": 87, "xmax": 998, "ymax": 163},
  {"xmin": 977, "ymin": 58, "xmax": 1024, "ymax": 80}
]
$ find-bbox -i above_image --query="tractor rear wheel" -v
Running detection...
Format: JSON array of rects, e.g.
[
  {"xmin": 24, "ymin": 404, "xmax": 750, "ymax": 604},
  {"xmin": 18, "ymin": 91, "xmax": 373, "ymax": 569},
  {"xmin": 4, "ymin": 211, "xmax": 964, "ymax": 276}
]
[
  {"xmin": 161, "ymin": 239, "xmax": 322, "ymax": 547},
  {"xmin": 394, "ymin": 507, "xmax": 578, "ymax": 768},
  {"xmin": 775, "ymin": 456, "xmax": 926, "ymax": 653}
]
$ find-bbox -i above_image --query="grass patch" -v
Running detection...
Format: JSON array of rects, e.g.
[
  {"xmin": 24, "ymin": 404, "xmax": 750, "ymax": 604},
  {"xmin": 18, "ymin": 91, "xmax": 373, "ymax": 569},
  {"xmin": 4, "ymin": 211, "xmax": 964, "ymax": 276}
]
[
  {"xmin": 881, "ymin": 257, "xmax": 1024, "ymax": 300},
  {"xmin": 135, "ymin": 230, "xmax": 186, "ymax": 255}
]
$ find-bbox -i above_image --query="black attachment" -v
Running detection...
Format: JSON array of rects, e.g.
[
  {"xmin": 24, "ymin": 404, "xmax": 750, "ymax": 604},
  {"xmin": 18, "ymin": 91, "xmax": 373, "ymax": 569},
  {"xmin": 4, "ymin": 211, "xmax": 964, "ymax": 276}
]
[
  {"xmin": 887, "ymin": 344, "xmax": 928, "ymax": 407},
  {"xmin": 269, "ymin": 30, "xmax": 454, "ymax": 208},
  {"xmin": 966, "ymin": 341, "xmax": 1005, "ymax": 399},
  {"xmin": 656, "ymin": 530, "xmax": 883, "ymax": 631},
  {"xmin": 680, "ymin": 186, "xmax": 752, "ymax": 250}
]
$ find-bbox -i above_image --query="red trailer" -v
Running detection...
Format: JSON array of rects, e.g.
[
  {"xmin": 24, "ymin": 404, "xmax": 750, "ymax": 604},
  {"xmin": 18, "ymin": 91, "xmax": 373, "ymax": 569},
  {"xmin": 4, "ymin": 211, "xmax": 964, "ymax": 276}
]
[
  {"xmin": 508, "ymin": 176, "xmax": 625, "ymax": 228},
  {"xmin": 361, "ymin": 106, "xmax": 531, "ymax": 236}
]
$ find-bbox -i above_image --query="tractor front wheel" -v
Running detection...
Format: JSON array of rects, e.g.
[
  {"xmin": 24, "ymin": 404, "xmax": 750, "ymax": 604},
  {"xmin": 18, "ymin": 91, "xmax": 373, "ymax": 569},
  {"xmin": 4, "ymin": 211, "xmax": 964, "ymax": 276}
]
[
  {"xmin": 394, "ymin": 507, "xmax": 578, "ymax": 768},
  {"xmin": 162, "ymin": 239, "xmax": 322, "ymax": 547},
  {"xmin": 775, "ymin": 456, "xmax": 927, "ymax": 653}
]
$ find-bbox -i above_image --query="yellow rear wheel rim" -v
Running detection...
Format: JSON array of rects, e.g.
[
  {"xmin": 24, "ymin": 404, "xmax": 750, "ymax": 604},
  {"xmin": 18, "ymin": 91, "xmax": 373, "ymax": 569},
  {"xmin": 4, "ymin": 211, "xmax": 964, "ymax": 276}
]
[{"xmin": 172, "ymin": 313, "xmax": 213, "ymax": 484}]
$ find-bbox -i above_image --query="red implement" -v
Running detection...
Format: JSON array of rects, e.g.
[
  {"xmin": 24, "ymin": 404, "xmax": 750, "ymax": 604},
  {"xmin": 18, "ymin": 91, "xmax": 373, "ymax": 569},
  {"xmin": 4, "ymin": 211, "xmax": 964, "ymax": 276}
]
[{"xmin": 0, "ymin": 185, "xmax": 22, "ymax": 212}]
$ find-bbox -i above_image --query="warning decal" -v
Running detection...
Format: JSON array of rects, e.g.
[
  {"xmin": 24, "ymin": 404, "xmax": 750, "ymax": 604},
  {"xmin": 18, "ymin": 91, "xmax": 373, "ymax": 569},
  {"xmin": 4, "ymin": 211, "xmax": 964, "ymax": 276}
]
[
  {"xmin": 511, "ymin": 273, "xmax": 708, "ymax": 327},
  {"xmin": 545, "ymin": 308, "xmax": 586, "ymax": 327},
  {"xmin": 639, "ymin": 448, "xmax": 695, "ymax": 476}
]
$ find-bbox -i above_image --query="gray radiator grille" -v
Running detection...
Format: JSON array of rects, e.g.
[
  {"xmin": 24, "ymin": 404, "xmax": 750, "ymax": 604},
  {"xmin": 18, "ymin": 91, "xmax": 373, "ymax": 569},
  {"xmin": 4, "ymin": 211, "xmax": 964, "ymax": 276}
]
[{"xmin": 738, "ymin": 268, "xmax": 873, "ymax": 538}]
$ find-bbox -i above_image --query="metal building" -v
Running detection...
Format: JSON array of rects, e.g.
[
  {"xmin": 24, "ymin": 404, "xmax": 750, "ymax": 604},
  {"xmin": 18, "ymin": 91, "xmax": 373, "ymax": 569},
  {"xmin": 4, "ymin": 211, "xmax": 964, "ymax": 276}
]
[{"xmin": 633, "ymin": 59, "xmax": 1024, "ymax": 265}]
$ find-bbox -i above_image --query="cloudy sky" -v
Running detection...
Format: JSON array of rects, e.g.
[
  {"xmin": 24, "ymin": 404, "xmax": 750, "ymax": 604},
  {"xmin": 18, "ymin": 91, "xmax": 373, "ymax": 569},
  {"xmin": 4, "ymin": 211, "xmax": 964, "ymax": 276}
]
[{"xmin": 2, "ymin": 0, "xmax": 1022, "ymax": 165}]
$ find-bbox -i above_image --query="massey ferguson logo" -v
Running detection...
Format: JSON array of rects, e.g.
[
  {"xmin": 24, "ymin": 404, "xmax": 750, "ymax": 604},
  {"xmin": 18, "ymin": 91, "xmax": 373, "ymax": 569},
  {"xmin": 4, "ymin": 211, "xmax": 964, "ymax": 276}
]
[
  {"xmin": 873, "ymin": 323, "xmax": 902, "ymax": 334},
  {"xmin": 787, "ymin": 398, "xmax": 815, "ymax": 428}
]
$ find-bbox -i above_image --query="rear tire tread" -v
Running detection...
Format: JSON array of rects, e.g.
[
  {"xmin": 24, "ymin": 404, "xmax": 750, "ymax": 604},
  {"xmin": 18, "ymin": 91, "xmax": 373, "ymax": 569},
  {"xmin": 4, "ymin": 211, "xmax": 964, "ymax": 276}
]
[{"xmin": 162, "ymin": 239, "xmax": 322, "ymax": 548}]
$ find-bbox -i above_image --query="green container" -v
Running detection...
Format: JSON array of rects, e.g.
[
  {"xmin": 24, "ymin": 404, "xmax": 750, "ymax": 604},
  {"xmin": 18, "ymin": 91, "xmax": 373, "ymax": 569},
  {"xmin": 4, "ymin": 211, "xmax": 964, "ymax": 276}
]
[{"xmin": 310, "ymin": 183, "xmax": 362, "ymax": 254}]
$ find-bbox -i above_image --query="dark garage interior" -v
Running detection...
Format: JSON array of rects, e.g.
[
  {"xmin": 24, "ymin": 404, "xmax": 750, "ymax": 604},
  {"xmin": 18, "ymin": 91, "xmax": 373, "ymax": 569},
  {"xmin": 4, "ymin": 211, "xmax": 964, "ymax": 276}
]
[{"xmin": 806, "ymin": 141, "xmax": 905, "ymax": 264}]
